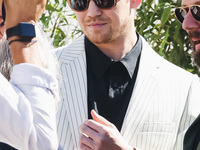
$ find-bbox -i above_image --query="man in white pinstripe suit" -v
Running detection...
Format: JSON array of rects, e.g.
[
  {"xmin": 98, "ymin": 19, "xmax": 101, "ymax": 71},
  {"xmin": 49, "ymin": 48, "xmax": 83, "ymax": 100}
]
[
  {"xmin": 175, "ymin": 0, "xmax": 200, "ymax": 150},
  {"xmin": 55, "ymin": 0, "xmax": 200, "ymax": 149}
]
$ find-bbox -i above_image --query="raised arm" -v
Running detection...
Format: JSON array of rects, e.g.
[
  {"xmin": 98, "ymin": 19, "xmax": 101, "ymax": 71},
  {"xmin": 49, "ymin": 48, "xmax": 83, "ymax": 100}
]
[{"xmin": 0, "ymin": 0, "xmax": 59, "ymax": 149}]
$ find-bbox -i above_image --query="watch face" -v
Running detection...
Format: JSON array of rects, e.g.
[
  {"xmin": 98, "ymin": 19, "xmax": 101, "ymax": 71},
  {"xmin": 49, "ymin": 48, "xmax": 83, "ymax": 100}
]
[
  {"xmin": 6, "ymin": 22, "xmax": 36, "ymax": 38},
  {"xmin": 20, "ymin": 23, "xmax": 36, "ymax": 37}
]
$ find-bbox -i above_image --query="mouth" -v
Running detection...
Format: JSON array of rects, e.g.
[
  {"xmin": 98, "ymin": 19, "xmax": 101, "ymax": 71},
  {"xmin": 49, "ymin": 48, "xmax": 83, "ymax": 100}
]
[
  {"xmin": 89, "ymin": 22, "xmax": 106, "ymax": 27},
  {"xmin": 193, "ymin": 39, "xmax": 200, "ymax": 44},
  {"xmin": 192, "ymin": 39, "xmax": 200, "ymax": 51}
]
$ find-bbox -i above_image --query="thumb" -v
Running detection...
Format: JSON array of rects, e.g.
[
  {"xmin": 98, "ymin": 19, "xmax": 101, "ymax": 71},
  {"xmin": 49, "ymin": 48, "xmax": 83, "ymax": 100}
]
[{"xmin": 91, "ymin": 109, "xmax": 115, "ymax": 128}]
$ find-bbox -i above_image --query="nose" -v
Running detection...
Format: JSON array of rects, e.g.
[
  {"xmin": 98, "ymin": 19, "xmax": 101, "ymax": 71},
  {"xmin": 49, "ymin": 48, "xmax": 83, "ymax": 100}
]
[
  {"xmin": 182, "ymin": 11, "xmax": 200, "ymax": 32},
  {"xmin": 87, "ymin": 0, "xmax": 102, "ymax": 17}
]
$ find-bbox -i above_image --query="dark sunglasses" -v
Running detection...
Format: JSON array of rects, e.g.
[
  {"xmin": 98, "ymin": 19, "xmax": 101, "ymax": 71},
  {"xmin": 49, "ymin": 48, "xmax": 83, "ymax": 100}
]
[
  {"xmin": 0, "ymin": 2, "xmax": 5, "ymax": 27},
  {"xmin": 175, "ymin": 5, "xmax": 200, "ymax": 23},
  {"xmin": 67, "ymin": 0, "xmax": 117, "ymax": 11},
  {"xmin": 0, "ymin": 22, "xmax": 4, "ymax": 27}
]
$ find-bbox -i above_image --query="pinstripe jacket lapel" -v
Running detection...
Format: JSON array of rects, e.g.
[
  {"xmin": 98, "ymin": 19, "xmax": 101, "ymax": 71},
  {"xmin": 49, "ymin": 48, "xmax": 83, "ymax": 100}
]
[
  {"xmin": 56, "ymin": 35, "xmax": 87, "ymax": 149},
  {"xmin": 121, "ymin": 37, "xmax": 161, "ymax": 145}
]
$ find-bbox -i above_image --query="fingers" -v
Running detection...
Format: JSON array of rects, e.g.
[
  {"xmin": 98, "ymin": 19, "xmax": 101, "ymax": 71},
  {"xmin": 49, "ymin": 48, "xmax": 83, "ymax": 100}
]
[
  {"xmin": 79, "ymin": 119, "xmax": 105, "ymax": 149},
  {"xmin": 91, "ymin": 109, "xmax": 116, "ymax": 128},
  {"xmin": 79, "ymin": 132, "xmax": 93, "ymax": 150},
  {"xmin": 80, "ymin": 111, "xmax": 117, "ymax": 136},
  {"xmin": 79, "ymin": 120, "xmax": 109, "ymax": 150},
  {"xmin": 80, "ymin": 123, "xmax": 99, "ymax": 139},
  {"xmin": 80, "ymin": 112, "xmax": 124, "ymax": 150}
]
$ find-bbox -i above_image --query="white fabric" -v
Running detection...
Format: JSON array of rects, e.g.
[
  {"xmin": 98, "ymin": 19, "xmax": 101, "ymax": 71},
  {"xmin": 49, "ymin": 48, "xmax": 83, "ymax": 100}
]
[
  {"xmin": 55, "ymin": 35, "xmax": 200, "ymax": 150},
  {"xmin": 0, "ymin": 63, "xmax": 58, "ymax": 150}
]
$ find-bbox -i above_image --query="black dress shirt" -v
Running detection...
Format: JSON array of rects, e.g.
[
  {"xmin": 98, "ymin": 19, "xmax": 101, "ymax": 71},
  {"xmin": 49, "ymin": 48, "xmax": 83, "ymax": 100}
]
[
  {"xmin": 86, "ymin": 33, "xmax": 142, "ymax": 131},
  {"xmin": 0, "ymin": 143, "xmax": 63, "ymax": 150},
  {"xmin": 0, "ymin": 143, "xmax": 16, "ymax": 150}
]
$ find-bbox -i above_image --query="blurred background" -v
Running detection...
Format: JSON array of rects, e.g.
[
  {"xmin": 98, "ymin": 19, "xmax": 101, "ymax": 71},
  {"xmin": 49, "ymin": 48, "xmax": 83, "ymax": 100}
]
[{"xmin": 40, "ymin": 0, "xmax": 200, "ymax": 76}]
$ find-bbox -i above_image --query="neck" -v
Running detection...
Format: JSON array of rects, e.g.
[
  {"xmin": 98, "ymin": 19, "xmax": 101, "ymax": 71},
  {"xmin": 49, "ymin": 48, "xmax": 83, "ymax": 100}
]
[{"xmin": 94, "ymin": 31, "xmax": 138, "ymax": 61}]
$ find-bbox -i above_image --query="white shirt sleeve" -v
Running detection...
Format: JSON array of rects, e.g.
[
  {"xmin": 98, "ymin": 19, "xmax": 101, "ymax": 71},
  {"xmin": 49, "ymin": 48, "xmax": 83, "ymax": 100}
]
[{"xmin": 0, "ymin": 63, "xmax": 58, "ymax": 150}]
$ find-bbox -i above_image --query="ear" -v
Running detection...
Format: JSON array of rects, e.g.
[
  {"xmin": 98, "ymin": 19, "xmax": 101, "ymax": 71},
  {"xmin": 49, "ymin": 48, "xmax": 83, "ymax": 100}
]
[{"xmin": 131, "ymin": 0, "xmax": 142, "ymax": 8}]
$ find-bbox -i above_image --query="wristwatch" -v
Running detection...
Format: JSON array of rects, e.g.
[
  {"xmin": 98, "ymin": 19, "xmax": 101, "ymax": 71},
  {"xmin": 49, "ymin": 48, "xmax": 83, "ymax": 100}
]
[{"xmin": 6, "ymin": 22, "xmax": 36, "ymax": 38}]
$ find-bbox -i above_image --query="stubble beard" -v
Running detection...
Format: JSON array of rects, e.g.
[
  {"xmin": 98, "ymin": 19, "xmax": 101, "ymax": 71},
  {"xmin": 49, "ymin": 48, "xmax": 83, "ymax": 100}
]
[
  {"xmin": 83, "ymin": 17, "xmax": 129, "ymax": 45},
  {"xmin": 188, "ymin": 31, "xmax": 200, "ymax": 69},
  {"xmin": 85, "ymin": 28, "xmax": 114, "ymax": 44},
  {"xmin": 193, "ymin": 50, "xmax": 200, "ymax": 68}
]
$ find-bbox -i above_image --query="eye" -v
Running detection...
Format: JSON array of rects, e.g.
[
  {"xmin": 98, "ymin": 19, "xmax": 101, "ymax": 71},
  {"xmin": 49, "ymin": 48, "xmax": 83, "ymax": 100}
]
[
  {"xmin": 191, "ymin": 5, "xmax": 200, "ymax": 21},
  {"xmin": 180, "ymin": 8, "xmax": 187, "ymax": 18}
]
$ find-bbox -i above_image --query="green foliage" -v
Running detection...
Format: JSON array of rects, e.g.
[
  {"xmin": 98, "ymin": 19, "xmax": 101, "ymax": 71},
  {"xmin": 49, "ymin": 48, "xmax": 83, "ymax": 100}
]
[
  {"xmin": 136, "ymin": 0, "xmax": 200, "ymax": 76},
  {"xmin": 40, "ymin": 0, "xmax": 200, "ymax": 76},
  {"xmin": 40, "ymin": 0, "xmax": 82, "ymax": 47}
]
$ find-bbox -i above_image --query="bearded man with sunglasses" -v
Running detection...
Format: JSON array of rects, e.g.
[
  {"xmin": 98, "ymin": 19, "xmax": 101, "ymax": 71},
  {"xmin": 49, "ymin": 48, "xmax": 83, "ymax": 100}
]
[
  {"xmin": 175, "ymin": 0, "xmax": 200, "ymax": 150},
  {"xmin": 55, "ymin": 0, "xmax": 200, "ymax": 149}
]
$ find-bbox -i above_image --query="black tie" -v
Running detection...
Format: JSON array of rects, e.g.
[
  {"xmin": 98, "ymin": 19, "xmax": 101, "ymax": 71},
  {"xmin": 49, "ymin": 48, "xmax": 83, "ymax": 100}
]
[{"xmin": 107, "ymin": 61, "xmax": 130, "ymax": 101}]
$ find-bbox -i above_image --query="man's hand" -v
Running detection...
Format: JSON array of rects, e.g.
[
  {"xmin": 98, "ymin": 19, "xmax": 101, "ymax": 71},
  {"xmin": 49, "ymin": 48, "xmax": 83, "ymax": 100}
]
[{"xmin": 79, "ymin": 110, "xmax": 133, "ymax": 150}]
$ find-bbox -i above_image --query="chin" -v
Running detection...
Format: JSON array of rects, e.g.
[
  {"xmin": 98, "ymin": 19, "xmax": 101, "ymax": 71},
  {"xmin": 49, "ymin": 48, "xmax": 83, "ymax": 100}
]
[{"xmin": 87, "ymin": 34, "xmax": 111, "ymax": 44}]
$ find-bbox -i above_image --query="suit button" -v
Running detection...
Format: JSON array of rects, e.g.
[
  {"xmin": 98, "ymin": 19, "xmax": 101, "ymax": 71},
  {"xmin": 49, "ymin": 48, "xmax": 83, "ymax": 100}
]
[{"xmin": 113, "ymin": 83, "xmax": 118, "ymax": 88}]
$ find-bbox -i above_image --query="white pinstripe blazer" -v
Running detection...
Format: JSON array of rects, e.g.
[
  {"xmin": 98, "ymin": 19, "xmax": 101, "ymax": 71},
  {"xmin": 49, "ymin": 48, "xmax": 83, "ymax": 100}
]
[{"xmin": 55, "ymin": 35, "xmax": 200, "ymax": 150}]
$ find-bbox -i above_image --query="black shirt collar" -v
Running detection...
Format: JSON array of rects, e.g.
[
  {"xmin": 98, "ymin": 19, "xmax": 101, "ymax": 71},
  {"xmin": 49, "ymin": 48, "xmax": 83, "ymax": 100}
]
[
  {"xmin": 120, "ymin": 33, "xmax": 142, "ymax": 77},
  {"xmin": 85, "ymin": 33, "xmax": 142, "ymax": 79}
]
